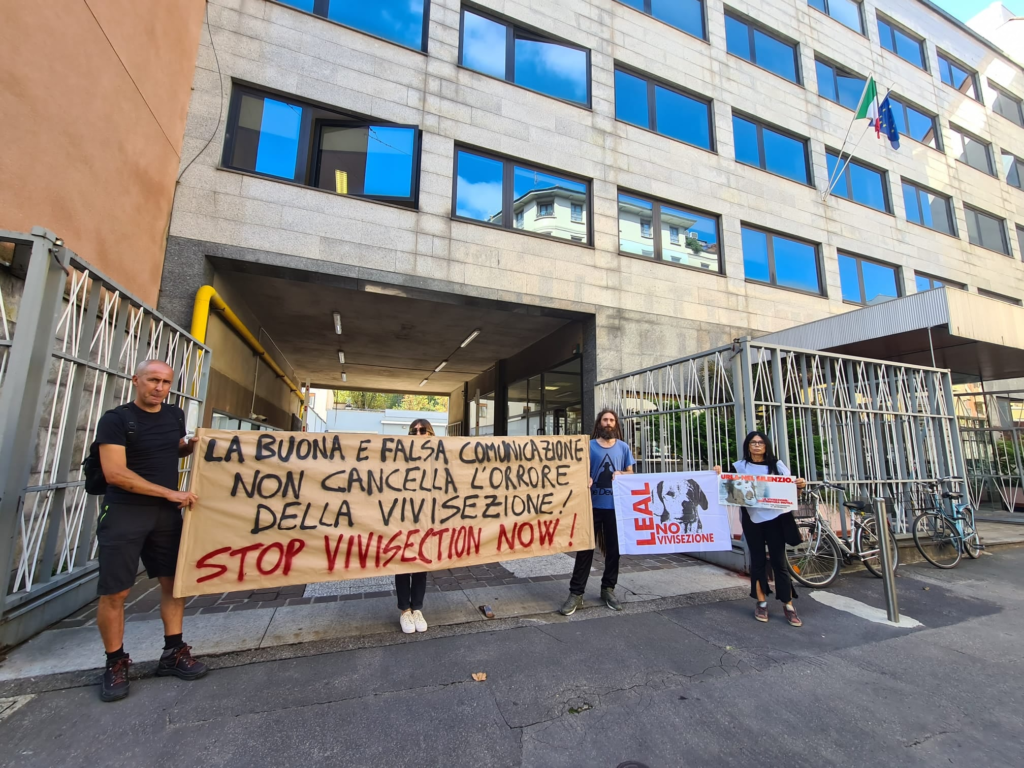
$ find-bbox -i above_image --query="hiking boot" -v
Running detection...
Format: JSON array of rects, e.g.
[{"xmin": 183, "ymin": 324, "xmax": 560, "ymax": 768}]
[
  {"xmin": 784, "ymin": 605, "xmax": 803, "ymax": 628},
  {"xmin": 558, "ymin": 594, "xmax": 583, "ymax": 616},
  {"xmin": 156, "ymin": 644, "xmax": 208, "ymax": 681},
  {"xmin": 754, "ymin": 603, "xmax": 769, "ymax": 623},
  {"xmin": 601, "ymin": 588, "xmax": 622, "ymax": 611},
  {"xmin": 100, "ymin": 656, "xmax": 131, "ymax": 702}
]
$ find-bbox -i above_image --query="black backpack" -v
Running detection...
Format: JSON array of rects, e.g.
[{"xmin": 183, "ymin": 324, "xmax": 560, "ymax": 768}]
[{"xmin": 82, "ymin": 404, "xmax": 185, "ymax": 495}]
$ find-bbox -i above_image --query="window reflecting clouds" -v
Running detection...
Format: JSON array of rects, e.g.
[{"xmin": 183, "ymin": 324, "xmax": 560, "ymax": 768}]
[{"xmin": 618, "ymin": 192, "xmax": 721, "ymax": 272}]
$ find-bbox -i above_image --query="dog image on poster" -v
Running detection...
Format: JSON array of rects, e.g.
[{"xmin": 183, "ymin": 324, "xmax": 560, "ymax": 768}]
[{"xmin": 655, "ymin": 478, "xmax": 709, "ymax": 533}]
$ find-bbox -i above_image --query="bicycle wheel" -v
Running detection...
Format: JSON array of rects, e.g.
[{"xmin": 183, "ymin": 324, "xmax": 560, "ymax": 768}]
[
  {"xmin": 912, "ymin": 513, "xmax": 961, "ymax": 569},
  {"xmin": 857, "ymin": 516, "xmax": 899, "ymax": 579},
  {"xmin": 961, "ymin": 518, "xmax": 982, "ymax": 559},
  {"xmin": 786, "ymin": 521, "xmax": 841, "ymax": 588}
]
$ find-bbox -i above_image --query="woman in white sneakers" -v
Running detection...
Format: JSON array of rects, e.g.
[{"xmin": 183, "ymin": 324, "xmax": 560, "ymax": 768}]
[{"xmin": 396, "ymin": 418, "xmax": 434, "ymax": 634}]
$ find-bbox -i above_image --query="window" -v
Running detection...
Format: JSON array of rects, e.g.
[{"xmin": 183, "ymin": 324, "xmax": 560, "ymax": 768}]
[
  {"xmin": 808, "ymin": 0, "xmax": 863, "ymax": 34},
  {"xmin": 276, "ymin": 0, "xmax": 428, "ymax": 51},
  {"xmin": 1002, "ymin": 152, "xmax": 1023, "ymax": 189},
  {"xmin": 978, "ymin": 288, "xmax": 1022, "ymax": 306},
  {"xmin": 459, "ymin": 8, "xmax": 590, "ymax": 106},
  {"xmin": 618, "ymin": 192, "xmax": 722, "ymax": 272},
  {"xmin": 815, "ymin": 59, "xmax": 865, "ymax": 110},
  {"xmin": 733, "ymin": 115, "xmax": 810, "ymax": 184},
  {"xmin": 838, "ymin": 253, "xmax": 900, "ymax": 305},
  {"xmin": 877, "ymin": 16, "xmax": 926, "ymax": 70},
  {"xmin": 826, "ymin": 151, "xmax": 890, "ymax": 212},
  {"xmin": 741, "ymin": 226, "xmax": 821, "ymax": 294},
  {"xmin": 571, "ymin": 203, "xmax": 583, "ymax": 222},
  {"xmin": 901, "ymin": 180, "xmax": 956, "ymax": 236},
  {"xmin": 223, "ymin": 86, "xmax": 419, "ymax": 205},
  {"xmin": 1019, "ymin": 225, "xmax": 1024, "ymax": 259},
  {"xmin": 725, "ymin": 13, "xmax": 799, "ymax": 83},
  {"xmin": 950, "ymin": 126, "xmax": 994, "ymax": 175},
  {"xmin": 915, "ymin": 273, "xmax": 965, "ymax": 292},
  {"xmin": 615, "ymin": 0, "xmax": 706, "ymax": 40},
  {"xmin": 938, "ymin": 52, "xmax": 980, "ymax": 101},
  {"xmin": 614, "ymin": 68, "xmax": 713, "ymax": 150},
  {"xmin": 453, "ymin": 148, "xmax": 590, "ymax": 244},
  {"xmin": 991, "ymin": 83, "xmax": 1024, "ymax": 128},
  {"xmin": 887, "ymin": 96, "xmax": 941, "ymax": 150},
  {"xmin": 964, "ymin": 205, "xmax": 1009, "ymax": 255}
]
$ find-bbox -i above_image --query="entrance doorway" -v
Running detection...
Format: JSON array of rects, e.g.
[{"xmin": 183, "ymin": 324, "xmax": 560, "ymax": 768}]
[{"xmin": 507, "ymin": 357, "xmax": 583, "ymax": 436}]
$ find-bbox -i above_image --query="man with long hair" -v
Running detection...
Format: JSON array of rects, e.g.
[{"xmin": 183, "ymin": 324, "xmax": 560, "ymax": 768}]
[{"xmin": 558, "ymin": 408, "xmax": 635, "ymax": 615}]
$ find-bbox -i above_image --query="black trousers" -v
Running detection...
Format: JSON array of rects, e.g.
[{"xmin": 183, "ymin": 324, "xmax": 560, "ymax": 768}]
[
  {"xmin": 741, "ymin": 509, "xmax": 797, "ymax": 603},
  {"xmin": 395, "ymin": 572, "xmax": 426, "ymax": 611},
  {"xmin": 569, "ymin": 508, "xmax": 620, "ymax": 595}
]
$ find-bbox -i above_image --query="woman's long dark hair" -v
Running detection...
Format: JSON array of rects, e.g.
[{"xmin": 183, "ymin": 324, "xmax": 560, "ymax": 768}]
[
  {"xmin": 742, "ymin": 430, "xmax": 779, "ymax": 471},
  {"xmin": 409, "ymin": 418, "xmax": 435, "ymax": 436},
  {"xmin": 591, "ymin": 409, "xmax": 623, "ymax": 440}
]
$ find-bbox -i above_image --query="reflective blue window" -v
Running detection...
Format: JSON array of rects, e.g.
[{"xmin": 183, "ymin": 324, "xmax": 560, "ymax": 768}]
[
  {"xmin": 281, "ymin": 0, "xmax": 426, "ymax": 50},
  {"xmin": 279, "ymin": 0, "xmax": 315, "ymax": 11},
  {"xmin": 916, "ymin": 273, "xmax": 965, "ymax": 292},
  {"xmin": 838, "ymin": 253, "xmax": 860, "ymax": 303},
  {"xmin": 616, "ymin": 0, "xmax": 705, "ymax": 39},
  {"xmin": 902, "ymin": 180, "xmax": 955, "ymax": 235},
  {"xmin": 618, "ymin": 194, "xmax": 655, "ymax": 257},
  {"xmin": 734, "ymin": 116, "xmax": 809, "ymax": 185},
  {"xmin": 616, "ymin": 192, "xmax": 721, "ymax": 271},
  {"xmin": 826, "ymin": 152, "xmax": 889, "ymax": 212},
  {"xmin": 726, "ymin": 14, "xmax": 799, "ymax": 83},
  {"xmin": 809, "ymin": 0, "xmax": 863, "ymax": 34},
  {"xmin": 614, "ymin": 70, "xmax": 650, "ymax": 129},
  {"xmin": 742, "ymin": 227, "xmax": 821, "ymax": 294},
  {"xmin": 816, "ymin": 59, "xmax": 865, "ymax": 110},
  {"xmin": 230, "ymin": 93, "xmax": 303, "ymax": 181},
  {"xmin": 839, "ymin": 253, "xmax": 899, "ymax": 305},
  {"xmin": 455, "ymin": 152, "xmax": 504, "ymax": 223},
  {"xmin": 889, "ymin": 97, "xmax": 940, "ymax": 149},
  {"xmin": 316, "ymin": 125, "xmax": 416, "ymax": 198},
  {"xmin": 938, "ymin": 53, "xmax": 979, "ymax": 100},
  {"xmin": 461, "ymin": 10, "xmax": 590, "ymax": 106},
  {"xmin": 878, "ymin": 17, "xmax": 926, "ymax": 70}
]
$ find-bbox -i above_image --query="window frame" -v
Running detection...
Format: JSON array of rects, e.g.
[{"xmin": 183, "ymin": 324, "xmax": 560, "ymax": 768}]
[
  {"xmin": 949, "ymin": 124, "xmax": 995, "ymax": 177},
  {"xmin": 451, "ymin": 145, "xmax": 594, "ymax": 247},
  {"xmin": 876, "ymin": 14, "xmax": 927, "ymax": 72},
  {"xmin": 915, "ymin": 272, "xmax": 967, "ymax": 292},
  {"xmin": 808, "ymin": 0, "xmax": 865, "ymax": 35},
  {"xmin": 458, "ymin": 4, "xmax": 593, "ymax": 109},
  {"xmin": 617, "ymin": 189, "xmax": 725, "ymax": 275},
  {"xmin": 733, "ymin": 112, "xmax": 814, "ymax": 187},
  {"xmin": 814, "ymin": 56, "xmax": 866, "ymax": 110},
  {"xmin": 837, "ymin": 251, "xmax": 902, "ymax": 306},
  {"xmin": 613, "ymin": 64, "xmax": 716, "ymax": 152},
  {"xmin": 1018, "ymin": 225, "xmax": 1024, "ymax": 261},
  {"xmin": 937, "ymin": 50, "xmax": 982, "ymax": 103},
  {"xmin": 900, "ymin": 178, "xmax": 958, "ymax": 238},
  {"xmin": 741, "ymin": 224, "xmax": 825, "ymax": 296},
  {"xmin": 613, "ymin": 0, "xmax": 708, "ymax": 42},
  {"xmin": 724, "ymin": 10, "xmax": 802, "ymax": 85},
  {"xmin": 887, "ymin": 94, "xmax": 943, "ymax": 151},
  {"xmin": 990, "ymin": 81, "xmax": 1024, "ymax": 128},
  {"xmin": 269, "ymin": 0, "xmax": 431, "ymax": 53},
  {"xmin": 963, "ymin": 204, "xmax": 1010, "ymax": 256},
  {"xmin": 978, "ymin": 288, "xmax": 1022, "ymax": 306},
  {"xmin": 1002, "ymin": 151, "xmax": 1024, "ymax": 189},
  {"xmin": 221, "ymin": 82, "xmax": 422, "ymax": 208},
  {"xmin": 825, "ymin": 149, "xmax": 892, "ymax": 214}
]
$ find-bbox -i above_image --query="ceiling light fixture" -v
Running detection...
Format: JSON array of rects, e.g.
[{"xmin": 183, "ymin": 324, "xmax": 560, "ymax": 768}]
[
  {"xmin": 338, "ymin": 350, "xmax": 346, "ymax": 364},
  {"xmin": 434, "ymin": 361, "xmax": 448, "ymax": 372},
  {"xmin": 333, "ymin": 312, "xmax": 342, "ymax": 335},
  {"xmin": 342, "ymin": 372, "xmax": 347, "ymax": 383},
  {"xmin": 460, "ymin": 328, "xmax": 482, "ymax": 348},
  {"xmin": 419, "ymin": 378, "xmax": 429, "ymax": 387}
]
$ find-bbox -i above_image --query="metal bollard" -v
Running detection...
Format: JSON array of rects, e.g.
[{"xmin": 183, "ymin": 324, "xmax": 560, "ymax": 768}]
[{"xmin": 875, "ymin": 496, "xmax": 899, "ymax": 623}]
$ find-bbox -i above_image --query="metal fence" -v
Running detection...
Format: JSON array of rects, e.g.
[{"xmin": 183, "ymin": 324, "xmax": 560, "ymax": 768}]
[
  {"xmin": 0, "ymin": 228, "xmax": 209, "ymax": 647},
  {"xmin": 596, "ymin": 338, "xmax": 966, "ymax": 537},
  {"xmin": 955, "ymin": 388, "xmax": 1024, "ymax": 515}
]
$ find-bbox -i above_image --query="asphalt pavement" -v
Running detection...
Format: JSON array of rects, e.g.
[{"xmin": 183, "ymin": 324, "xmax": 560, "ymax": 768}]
[{"xmin": 1, "ymin": 547, "xmax": 1021, "ymax": 768}]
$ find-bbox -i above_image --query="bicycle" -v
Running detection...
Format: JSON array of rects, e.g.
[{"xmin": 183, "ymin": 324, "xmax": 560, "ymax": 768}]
[
  {"xmin": 911, "ymin": 476, "xmax": 983, "ymax": 569},
  {"xmin": 785, "ymin": 481, "xmax": 899, "ymax": 588}
]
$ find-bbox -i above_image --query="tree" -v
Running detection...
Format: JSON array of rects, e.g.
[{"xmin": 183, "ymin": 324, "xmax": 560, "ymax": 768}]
[{"xmin": 400, "ymin": 394, "xmax": 449, "ymax": 413}]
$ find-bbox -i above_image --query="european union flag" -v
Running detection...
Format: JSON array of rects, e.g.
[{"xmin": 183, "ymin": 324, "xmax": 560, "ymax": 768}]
[{"xmin": 876, "ymin": 95, "xmax": 901, "ymax": 150}]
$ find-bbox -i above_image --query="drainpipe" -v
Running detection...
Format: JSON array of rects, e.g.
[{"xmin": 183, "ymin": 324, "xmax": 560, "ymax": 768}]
[{"xmin": 191, "ymin": 285, "xmax": 303, "ymax": 403}]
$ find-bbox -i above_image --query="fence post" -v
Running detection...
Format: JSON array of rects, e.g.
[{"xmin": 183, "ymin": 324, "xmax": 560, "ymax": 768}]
[
  {"xmin": 876, "ymin": 496, "xmax": 899, "ymax": 624},
  {"xmin": 0, "ymin": 228, "xmax": 71, "ymax": 611}
]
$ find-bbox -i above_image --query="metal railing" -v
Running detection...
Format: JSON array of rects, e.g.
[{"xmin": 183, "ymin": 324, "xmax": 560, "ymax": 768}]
[
  {"xmin": 955, "ymin": 388, "xmax": 1024, "ymax": 515},
  {"xmin": 0, "ymin": 228, "xmax": 209, "ymax": 646},
  {"xmin": 596, "ymin": 338, "xmax": 966, "ymax": 537}
]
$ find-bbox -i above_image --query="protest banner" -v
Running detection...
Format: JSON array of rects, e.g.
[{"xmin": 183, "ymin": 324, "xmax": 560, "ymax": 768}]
[
  {"xmin": 173, "ymin": 431, "xmax": 593, "ymax": 597},
  {"xmin": 718, "ymin": 473, "xmax": 798, "ymax": 512},
  {"xmin": 612, "ymin": 471, "xmax": 731, "ymax": 555}
]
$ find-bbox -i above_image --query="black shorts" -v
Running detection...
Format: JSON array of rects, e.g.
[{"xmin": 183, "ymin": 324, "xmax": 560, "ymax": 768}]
[{"xmin": 96, "ymin": 500, "xmax": 183, "ymax": 595}]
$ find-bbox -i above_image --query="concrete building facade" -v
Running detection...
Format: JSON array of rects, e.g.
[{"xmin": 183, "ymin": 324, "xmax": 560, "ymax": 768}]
[{"xmin": 159, "ymin": 0, "xmax": 1024, "ymax": 433}]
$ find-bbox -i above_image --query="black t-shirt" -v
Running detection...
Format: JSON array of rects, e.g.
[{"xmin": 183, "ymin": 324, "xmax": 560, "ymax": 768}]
[{"xmin": 95, "ymin": 402, "xmax": 185, "ymax": 505}]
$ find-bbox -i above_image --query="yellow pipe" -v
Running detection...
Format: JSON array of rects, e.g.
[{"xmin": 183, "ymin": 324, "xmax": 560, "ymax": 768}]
[{"xmin": 191, "ymin": 285, "xmax": 304, "ymax": 403}]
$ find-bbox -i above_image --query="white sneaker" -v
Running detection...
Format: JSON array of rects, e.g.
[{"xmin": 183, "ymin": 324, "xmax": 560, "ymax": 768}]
[
  {"xmin": 412, "ymin": 610, "xmax": 428, "ymax": 633},
  {"xmin": 399, "ymin": 610, "xmax": 416, "ymax": 634}
]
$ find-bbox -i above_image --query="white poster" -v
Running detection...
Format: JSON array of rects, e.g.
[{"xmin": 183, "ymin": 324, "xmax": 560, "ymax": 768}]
[
  {"xmin": 718, "ymin": 473, "xmax": 798, "ymax": 512},
  {"xmin": 612, "ymin": 471, "xmax": 732, "ymax": 555}
]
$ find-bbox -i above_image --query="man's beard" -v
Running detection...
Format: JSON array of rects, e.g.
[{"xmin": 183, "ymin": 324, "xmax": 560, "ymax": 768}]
[{"xmin": 599, "ymin": 426, "xmax": 615, "ymax": 439}]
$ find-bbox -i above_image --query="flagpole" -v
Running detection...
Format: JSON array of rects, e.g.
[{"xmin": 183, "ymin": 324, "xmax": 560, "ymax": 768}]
[
  {"xmin": 824, "ymin": 123, "xmax": 871, "ymax": 199},
  {"xmin": 823, "ymin": 77, "xmax": 875, "ymax": 201}
]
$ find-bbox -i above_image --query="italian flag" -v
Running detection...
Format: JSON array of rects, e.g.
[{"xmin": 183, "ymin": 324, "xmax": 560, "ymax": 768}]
[{"xmin": 854, "ymin": 77, "xmax": 879, "ymax": 125}]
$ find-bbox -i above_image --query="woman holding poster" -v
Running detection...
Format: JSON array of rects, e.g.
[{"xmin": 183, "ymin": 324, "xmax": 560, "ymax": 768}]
[
  {"xmin": 396, "ymin": 419, "xmax": 435, "ymax": 634},
  {"xmin": 716, "ymin": 432, "xmax": 806, "ymax": 627}
]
